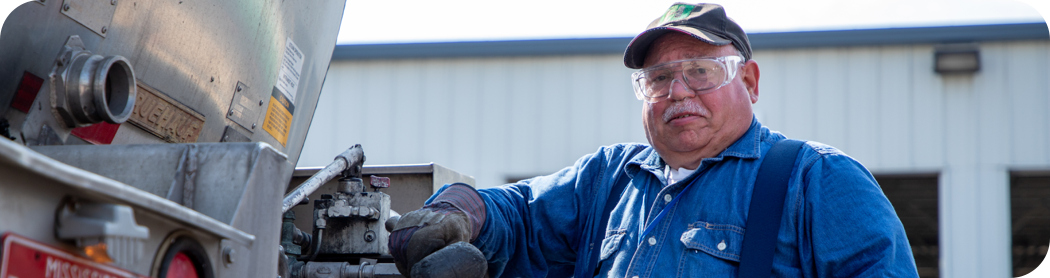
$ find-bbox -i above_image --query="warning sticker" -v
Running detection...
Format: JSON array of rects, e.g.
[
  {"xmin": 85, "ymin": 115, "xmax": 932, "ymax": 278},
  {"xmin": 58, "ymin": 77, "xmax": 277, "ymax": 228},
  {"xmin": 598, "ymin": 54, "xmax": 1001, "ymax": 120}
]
[
  {"xmin": 263, "ymin": 87, "xmax": 295, "ymax": 146},
  {"xmin": 276, "ymin": 39, "xmax": 304, "ymax": 105}
]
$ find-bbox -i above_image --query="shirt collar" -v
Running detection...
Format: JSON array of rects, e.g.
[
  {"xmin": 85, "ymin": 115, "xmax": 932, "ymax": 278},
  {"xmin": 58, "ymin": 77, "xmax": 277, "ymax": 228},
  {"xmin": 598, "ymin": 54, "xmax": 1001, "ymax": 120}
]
[{"xmin": 626, "ymin": 116, "xmax": 765, "ymax": 177}]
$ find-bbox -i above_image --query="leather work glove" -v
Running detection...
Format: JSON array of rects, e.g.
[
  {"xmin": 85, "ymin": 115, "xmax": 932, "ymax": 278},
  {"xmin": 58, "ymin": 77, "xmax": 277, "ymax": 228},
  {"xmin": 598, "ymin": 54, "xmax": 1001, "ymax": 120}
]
[{"xmin": 388, "ymin": 183, "xmax": 487, "ymax": 277}]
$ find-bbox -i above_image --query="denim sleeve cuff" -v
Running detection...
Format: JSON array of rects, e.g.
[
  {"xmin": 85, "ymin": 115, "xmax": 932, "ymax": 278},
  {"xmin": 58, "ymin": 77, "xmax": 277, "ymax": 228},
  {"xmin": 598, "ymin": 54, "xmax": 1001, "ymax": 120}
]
[
  {"xmin": 426, "ymin": 183, "xmax": 487, "ymax": 241},
  {"xmin": 388, "ymin": 225, "xmax": 421, "ymax": 264}
]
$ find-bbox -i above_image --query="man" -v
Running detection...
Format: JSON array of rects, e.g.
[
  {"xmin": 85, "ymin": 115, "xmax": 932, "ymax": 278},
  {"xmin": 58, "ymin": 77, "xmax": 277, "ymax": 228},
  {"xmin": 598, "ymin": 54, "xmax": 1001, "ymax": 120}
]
[{"xmin": 390, "ymin": 3, "xmax": 919, "ymax": 277}]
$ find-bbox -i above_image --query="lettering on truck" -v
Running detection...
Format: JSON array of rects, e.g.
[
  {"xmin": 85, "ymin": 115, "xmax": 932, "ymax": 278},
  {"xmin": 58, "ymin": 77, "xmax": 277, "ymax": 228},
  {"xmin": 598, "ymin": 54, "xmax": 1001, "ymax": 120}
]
[{"xmin": 45, "ymin": 256, "xmax": 118, "ymax": 278}]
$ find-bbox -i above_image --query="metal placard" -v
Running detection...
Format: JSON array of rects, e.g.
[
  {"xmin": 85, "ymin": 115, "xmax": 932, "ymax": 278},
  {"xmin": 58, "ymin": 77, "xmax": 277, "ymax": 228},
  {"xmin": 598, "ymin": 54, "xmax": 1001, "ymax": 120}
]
[
  {"xmin": 127, "ymin": 83, "xmax": 205, "ymax": 143},
  {"xmin": 61, "ymin": 0, "xmax": 117, "ymax": 37},
  {"xmin": 226, "ymin": 82, "xmax": 262, "ymax": 133}
]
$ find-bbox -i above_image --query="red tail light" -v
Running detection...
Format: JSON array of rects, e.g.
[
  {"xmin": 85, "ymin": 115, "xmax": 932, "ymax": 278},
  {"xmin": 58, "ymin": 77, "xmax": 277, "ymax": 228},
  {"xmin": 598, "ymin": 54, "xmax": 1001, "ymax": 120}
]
[
  {"xmin": 155, "ymin": 235, "xmax": 212, "ymax": 278},
  {"xmin": 165, "ymin": 252, "xmax": 200, "ymax": 278}
]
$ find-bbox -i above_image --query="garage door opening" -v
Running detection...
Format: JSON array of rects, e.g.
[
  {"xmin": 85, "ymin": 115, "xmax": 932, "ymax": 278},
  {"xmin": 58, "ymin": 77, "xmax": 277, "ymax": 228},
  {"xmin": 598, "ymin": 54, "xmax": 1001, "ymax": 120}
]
[
  {"xmin": 877, "ymin": 174, "xmax": 939, "ymax": 278},
  {"xmin": 1010, "ymin": 172, "xmax": 1050, "ymax": 277}
]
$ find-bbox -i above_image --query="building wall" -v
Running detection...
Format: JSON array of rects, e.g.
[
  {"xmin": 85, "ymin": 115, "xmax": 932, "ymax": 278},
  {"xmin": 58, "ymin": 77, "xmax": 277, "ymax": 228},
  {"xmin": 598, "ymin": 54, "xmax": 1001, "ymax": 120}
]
[
  {"xmin": 301, "ymin": 54, "xmax": 645, "ymax": 187},
  {"xmin": 300, "ymin": 39, "xmax": 1050, "ymax": 277}
]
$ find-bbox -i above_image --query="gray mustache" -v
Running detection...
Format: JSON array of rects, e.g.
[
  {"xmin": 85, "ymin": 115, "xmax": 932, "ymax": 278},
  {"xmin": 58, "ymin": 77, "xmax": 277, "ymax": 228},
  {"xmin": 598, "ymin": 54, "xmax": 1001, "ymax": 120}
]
[{"xmin": 662, "ymin": 100, "xmax": 708, "ymax": 122}]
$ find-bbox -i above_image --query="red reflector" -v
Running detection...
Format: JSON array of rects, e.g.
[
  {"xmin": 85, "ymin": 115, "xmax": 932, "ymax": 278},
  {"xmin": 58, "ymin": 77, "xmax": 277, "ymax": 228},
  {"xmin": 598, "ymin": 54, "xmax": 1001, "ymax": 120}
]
[
  {"xmin": 12, "ymin": 71, "xmax": 44, "ymax": 113},
  {"xmin": 71, "ymin": 122, "xmax": 121, "ymax": 145},
  {"xmin": 165, "ymin": 252, "xmax": 199, "ymax": 278}
]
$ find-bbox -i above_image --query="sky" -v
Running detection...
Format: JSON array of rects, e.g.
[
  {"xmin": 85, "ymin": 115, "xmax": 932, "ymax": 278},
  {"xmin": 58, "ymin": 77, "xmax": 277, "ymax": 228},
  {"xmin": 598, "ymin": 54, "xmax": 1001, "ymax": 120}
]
[{"xmin": 335, "ymin": 0, "xmax": 1048, "ymax": 44}]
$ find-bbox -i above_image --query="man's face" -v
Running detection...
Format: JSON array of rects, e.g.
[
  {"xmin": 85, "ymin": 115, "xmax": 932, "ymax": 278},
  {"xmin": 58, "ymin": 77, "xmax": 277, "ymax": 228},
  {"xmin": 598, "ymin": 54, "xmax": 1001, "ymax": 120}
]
[{"xmin": 641, "ymin": 32, "xmax": 760, "ymax": 169}]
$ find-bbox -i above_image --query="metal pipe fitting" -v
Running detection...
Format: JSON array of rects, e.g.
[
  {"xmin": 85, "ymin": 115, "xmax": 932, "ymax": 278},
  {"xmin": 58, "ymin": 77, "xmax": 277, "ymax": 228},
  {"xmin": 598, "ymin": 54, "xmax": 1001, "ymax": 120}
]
[
  {"xmin": 91, "ymin": 55, "xmax": 135, "ymax": 123},
  {"xmin": 291, "ymin": 227, "xmax": 311, "ymax": 246},
  {"xmin": 338, "ymin": 177, "xmax": 364, "ymax": 194},
  {"xmin": 63, "ymin": 50, "xmax": 135, "ymax": 125},
  {"xmin": 283, "ymin": 144, "xmax": 365, "ymax": 213},
  {"xmin": 296, "ymin": 261, "xmax": 402, "ymax": 278},
  {"xmin": 52, "ymin": 36, "xmax": 137, "ymax": 127},
  {"xmin": 335, "ymin": 144, "xmax": 365, "ymax": 178}
]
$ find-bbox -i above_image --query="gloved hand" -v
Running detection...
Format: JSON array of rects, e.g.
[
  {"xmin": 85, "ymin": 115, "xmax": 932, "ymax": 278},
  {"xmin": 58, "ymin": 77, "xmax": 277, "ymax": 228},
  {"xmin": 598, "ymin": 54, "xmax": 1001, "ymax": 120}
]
[{"xmin": 388, "ymin": 183, "xmax": 486, "ymax": 277}]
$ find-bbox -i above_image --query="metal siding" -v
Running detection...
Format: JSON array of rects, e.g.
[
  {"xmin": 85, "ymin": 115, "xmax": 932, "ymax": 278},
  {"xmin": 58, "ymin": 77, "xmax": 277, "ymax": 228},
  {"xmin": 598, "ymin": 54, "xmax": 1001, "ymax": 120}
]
[
  {"xmin": 330, "ymin": 23, "xmax": 1049, "ymax": 60},
  {"xmin": 974, "ymin": 44, "xmax": 1013, "ymax": 277},
  {"xmin": 812, "ymin": 48, "xmax": 849, "ymax": 154},
  {"xmin": 477, "ymin": 59, "xmax": 511, "ymax": 180},
  {"xmin": 781, "ymin": 50, "xmax": 818, "ymax": 142},
  {"xmin": 909, "ymin": 45, "xmax": 947, "ymax": 170},
  {"xmin": 940, "ymin": 165, "xmax": 980, "ymax": 277},
  {"xmin": 750, "ymin": 50, "xmax": 783, "ymax": 129},
  {"xmin": 976, "ymin": 42, "xmax": 1011, "ymax": 166},
  {"xmin": 510, "ymin": 58, "xmax": 541, "ymax": 173},
  {"xmin": 420, "ymin": 60, "xmax": 447, "ymax": 165},
  {"xmin": 599, "ymin": 59, "xmax": 647, "ymax": 152},
  {"xmin": 878, "ymin": 46, "xmax": 914, "ymax": 170},
  {"xmin": 369, "ymin": 61, "xmax": 395, "ymax": 163},
  {"xmin": 978, "ymin": 167, "xmax": 1012, "ymax": 278},
  {"xmin": 302, "ymin": 55, "xmax": 646, "ymax": 187},
  {"xmin": 304, "ymin": 40, "xmax": 1050, "ymax": 185},
  {"xmin": 1008, "ymin": 41, "xmax": 1050, "ymax": 167},
  {"xmin": 537, "ymin": 58, "xmax": 569, "ymax": 170},
  {"xmin": 566, "ymin": 58, "xmax": 601, "ymax": 166},
  {"xmin": 460, "ymin": 58, "xmax": 487, "ymax": 169},
  {"xmin": 938, "ymin": 44, "xmax": 997, "ymax": 278},
  {"xmin": 402, "ymin": 60, "xmax": 428, "ymax": 163},
  {"xmin": 844, "ymin": 47, "xmax": 883, "ymax": 168}
]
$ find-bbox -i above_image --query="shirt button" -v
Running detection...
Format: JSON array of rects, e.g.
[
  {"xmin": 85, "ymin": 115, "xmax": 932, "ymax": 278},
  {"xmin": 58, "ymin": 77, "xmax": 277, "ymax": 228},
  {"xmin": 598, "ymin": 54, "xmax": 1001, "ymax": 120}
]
[
  {"xmin": 648, "ymin": 237, "xmax": 657, "ymax": 246},
  {"xmin": 663, "ymin": 194, "xmax": 672, "ymax": 203},
  {"xmin": 717, "ymin": 240, "xmax": 727, "ymax": 251}
]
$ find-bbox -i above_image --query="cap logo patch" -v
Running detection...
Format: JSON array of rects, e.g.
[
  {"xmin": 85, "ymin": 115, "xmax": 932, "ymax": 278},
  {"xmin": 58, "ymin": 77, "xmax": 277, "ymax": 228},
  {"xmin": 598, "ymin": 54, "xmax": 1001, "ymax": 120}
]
[{"xmin": 659, "ymin": 4, "xmax": 696, "ymax": 25}]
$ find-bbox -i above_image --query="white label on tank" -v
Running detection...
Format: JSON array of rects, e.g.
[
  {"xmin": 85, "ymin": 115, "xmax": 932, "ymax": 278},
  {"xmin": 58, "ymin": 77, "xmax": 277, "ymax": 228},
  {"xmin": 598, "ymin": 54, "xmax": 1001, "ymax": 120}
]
[{"xmin": 276, "ymin": 38, "xmax": 304, "ymax": 105}]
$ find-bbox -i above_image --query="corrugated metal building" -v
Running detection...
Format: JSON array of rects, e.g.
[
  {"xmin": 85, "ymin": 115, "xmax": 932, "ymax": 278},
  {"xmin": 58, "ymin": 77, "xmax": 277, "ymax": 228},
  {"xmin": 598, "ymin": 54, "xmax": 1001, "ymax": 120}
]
[{"xmin": 301, "ymin": 23, "xmax": 1050, "ymax": 277}]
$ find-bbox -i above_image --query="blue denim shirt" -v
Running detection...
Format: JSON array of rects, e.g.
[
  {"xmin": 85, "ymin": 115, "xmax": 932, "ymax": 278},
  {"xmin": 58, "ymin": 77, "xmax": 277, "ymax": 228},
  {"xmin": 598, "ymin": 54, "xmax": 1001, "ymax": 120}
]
[{"xmin": 428, "ymin": 118, "xmax": 918, "ymax": 277}]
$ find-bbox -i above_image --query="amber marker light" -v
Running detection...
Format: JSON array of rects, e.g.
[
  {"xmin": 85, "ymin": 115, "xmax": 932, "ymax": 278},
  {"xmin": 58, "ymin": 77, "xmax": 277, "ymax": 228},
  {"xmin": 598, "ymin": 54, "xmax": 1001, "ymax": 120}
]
[{"xmin": 83, "ymin": 242, "xmax": 115, "ymax": 264}]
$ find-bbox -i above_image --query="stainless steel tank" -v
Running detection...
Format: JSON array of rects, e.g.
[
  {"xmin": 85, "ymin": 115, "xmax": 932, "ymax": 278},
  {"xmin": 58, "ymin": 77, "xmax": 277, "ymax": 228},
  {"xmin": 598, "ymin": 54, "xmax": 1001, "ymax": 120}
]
[
  {"xmin": 0, "ymin": 0, "xmax": 345, "ymax": 167},
  {"xmin": 0, "ymin": 0, "xmax": 346, "ymax": 276}
]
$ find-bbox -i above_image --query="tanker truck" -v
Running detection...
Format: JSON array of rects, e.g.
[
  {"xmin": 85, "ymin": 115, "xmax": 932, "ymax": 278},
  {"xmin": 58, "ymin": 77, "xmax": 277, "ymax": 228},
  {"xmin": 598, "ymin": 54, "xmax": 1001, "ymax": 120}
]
[{"xmin": 0, "ymin": 1, "xmax": 471, "ymax": 277}]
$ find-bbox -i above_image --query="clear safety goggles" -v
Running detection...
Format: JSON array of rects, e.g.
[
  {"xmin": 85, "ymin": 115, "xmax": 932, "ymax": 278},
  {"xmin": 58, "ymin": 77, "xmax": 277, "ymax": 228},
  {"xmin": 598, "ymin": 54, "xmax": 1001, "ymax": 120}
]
[{"xmin": 631, "ymin": 55, "xmax": 744, "ymax": 103}]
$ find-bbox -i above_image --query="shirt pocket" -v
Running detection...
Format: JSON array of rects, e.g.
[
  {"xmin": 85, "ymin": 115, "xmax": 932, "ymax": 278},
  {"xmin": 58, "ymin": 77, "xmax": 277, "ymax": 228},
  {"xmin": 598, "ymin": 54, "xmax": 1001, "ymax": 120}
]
[
  {"xmin": 677, "ymin": 221, "xmax": 745, "ymax": 277},
  {"xmin": 599, "ymin": 229, "xmax": 626, "ymax": 261}
]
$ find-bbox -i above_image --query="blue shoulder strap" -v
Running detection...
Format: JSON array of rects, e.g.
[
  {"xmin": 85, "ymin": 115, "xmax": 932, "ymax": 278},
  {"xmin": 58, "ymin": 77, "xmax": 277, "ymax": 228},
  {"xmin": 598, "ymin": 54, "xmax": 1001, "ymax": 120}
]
[
  {"xmin": 737, "ymin": 139, "xmax": 805, "ymax": 278},
  {"xmin": 587, "ymin": 139, "xmax": 804, "ymax": 278}
]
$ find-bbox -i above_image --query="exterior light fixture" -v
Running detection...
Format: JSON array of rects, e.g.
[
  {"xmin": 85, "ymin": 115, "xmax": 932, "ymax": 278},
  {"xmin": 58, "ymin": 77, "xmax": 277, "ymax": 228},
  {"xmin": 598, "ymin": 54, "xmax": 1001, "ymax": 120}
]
[
  {"xmin": 55, "ymin": 199, "xmax": 150, "ymax": 270},
  {"xmin": 934, "ymin": 44, "xmax": 980, "ymax": 74}
]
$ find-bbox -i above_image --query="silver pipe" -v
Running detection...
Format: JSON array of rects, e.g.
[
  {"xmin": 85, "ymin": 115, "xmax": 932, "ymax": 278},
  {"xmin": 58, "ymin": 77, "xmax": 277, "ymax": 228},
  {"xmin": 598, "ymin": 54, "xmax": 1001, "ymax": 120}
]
[
  {"xmin": 297, "ymin": 261, "xmax": 404, "ymax": 278},
  {"xmin": 282, "ymin": 145, "xmax": 365, "ymax": 213}
]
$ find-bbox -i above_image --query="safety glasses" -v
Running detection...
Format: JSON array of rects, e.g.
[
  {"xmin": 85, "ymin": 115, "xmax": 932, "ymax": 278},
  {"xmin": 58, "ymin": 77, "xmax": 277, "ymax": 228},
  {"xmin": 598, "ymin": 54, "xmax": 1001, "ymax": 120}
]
[{"xmin": 631, "ymin": 55, "xmax": 744, "ymax": 103}]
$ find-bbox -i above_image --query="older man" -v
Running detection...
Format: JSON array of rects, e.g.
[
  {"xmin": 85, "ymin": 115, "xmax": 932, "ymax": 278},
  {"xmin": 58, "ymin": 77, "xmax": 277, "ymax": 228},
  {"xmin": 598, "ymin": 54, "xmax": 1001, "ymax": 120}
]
[{"xmin": 390, "ymin": 3, "xmax": 918, "ymax": 277}]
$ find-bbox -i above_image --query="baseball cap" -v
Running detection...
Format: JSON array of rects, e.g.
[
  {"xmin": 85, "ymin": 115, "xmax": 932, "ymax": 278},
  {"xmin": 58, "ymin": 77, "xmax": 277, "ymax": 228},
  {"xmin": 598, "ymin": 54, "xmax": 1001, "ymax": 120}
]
[{"xmin": 623, "ymin": 3, "xmax": 752, "ymax": 69}]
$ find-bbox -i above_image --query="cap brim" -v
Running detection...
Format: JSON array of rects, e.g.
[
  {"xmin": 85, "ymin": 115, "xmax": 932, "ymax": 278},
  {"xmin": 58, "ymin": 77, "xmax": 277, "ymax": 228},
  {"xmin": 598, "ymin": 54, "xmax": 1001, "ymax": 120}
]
[{"xmin": 623, "ymin": 26, "xmax": 733, "ymax": 69}]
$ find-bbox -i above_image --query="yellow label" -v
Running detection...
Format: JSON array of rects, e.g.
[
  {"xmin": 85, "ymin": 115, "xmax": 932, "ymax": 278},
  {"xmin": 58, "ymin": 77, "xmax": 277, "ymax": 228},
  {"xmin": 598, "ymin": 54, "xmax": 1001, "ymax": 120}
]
[{"xmin": 263, "ymin": 95, "xmax": 292, "ymax": 146}]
